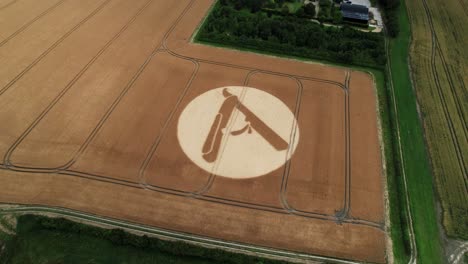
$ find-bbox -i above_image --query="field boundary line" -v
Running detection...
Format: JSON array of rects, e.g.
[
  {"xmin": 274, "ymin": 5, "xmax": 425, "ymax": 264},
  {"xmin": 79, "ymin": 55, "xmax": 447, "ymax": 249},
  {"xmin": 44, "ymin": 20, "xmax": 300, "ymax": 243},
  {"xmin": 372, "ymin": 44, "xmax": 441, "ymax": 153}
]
[{"xmin": 342, "ymin": 71, "xmax": 352, "ymax": 219}]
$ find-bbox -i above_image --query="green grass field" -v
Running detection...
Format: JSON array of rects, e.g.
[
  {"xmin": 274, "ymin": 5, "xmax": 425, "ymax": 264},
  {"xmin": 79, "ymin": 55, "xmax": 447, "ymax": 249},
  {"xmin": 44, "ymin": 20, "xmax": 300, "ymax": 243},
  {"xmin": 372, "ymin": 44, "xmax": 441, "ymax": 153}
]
[{"xmin": 387, "ymin": 0, "xmax": 444, "ymax": 262}]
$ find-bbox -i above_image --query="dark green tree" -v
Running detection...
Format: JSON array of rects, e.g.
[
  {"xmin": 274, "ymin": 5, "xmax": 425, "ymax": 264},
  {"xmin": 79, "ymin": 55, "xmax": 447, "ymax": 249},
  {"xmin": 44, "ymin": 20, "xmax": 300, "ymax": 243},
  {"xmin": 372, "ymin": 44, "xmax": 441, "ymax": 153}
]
[{"xmin": 304, "ymin": 3, "xmax": 316, "ymax": 16}]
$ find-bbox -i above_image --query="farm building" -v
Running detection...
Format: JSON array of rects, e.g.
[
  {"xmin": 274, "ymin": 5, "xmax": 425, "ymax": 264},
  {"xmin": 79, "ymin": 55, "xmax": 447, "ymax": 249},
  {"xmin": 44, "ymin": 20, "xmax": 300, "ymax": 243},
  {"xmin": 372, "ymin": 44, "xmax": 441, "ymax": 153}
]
[{"xmin": 340, "ymin": 3, "xmax": 369, "ymax": 24}]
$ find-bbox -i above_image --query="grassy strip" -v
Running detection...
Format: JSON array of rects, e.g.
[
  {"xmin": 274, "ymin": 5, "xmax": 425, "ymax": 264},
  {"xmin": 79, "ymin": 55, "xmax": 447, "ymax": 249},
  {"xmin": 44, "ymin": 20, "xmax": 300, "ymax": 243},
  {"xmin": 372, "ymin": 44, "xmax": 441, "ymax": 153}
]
[
  {"xmin": 388, "ymin": 0, "xmax": 443, "ymax": 262},
  {"xmin": 380, "ymin": 69, "xmax": 411, "ymax": 263},
  {"xmin": 1, "ymin": 215, "xmax": 290, "ymax": 264}
]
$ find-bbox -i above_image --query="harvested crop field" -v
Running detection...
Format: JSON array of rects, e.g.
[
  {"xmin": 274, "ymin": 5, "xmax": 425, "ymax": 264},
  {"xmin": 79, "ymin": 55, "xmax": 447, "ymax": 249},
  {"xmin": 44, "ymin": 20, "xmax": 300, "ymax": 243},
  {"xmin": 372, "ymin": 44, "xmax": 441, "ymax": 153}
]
[{"xmin": 0, "ymin": 0, "xmax": 386, "ymax": 262}]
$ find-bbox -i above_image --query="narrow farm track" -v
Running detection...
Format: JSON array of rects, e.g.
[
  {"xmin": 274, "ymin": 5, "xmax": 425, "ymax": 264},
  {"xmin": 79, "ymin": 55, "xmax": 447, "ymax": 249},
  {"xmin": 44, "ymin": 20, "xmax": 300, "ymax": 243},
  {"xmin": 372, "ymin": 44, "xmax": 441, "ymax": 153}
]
[
  {"xmin": 278, "ymin": 76, "xmax": 304, "ymax": 213},
  {"xmin": 341, "ymin": 71, "xmax": 352, "ymax": 219}
]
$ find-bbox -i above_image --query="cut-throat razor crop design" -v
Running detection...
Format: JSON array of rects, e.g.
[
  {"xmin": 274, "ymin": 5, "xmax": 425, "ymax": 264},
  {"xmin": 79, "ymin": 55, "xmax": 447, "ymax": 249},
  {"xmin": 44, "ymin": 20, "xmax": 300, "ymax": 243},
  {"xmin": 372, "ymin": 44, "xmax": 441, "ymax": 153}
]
[
  {"xmin": 177, "ymin": 87, "xmax": 300, "ymax": 179},
  {"xmin": 202, "ymin": 88, "xmax": 289, "ymax": 162}
]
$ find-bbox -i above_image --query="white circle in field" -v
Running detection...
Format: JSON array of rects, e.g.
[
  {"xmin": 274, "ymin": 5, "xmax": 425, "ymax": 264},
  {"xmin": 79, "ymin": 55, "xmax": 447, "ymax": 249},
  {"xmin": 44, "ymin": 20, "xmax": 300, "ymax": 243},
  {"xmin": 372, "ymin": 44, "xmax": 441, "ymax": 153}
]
[{"xmin": 177, "ymin": 86, "xmax": 299, "ymax": 179}]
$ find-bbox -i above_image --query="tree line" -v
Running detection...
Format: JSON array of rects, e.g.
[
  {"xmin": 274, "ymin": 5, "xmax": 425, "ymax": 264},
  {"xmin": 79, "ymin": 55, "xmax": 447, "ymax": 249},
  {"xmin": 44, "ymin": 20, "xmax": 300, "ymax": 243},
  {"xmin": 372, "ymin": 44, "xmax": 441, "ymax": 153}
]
[
  {"xmin": 377, "ymin": 0, "xmax": 400, "ymax": 36},
  {"xmin": 20, "ymin": 215, "xmax": 291, "ymax": 264},
  {"xmin": 221, "ymin": 0, "xmax": 400, "ymax": 36},
  {"xmin": 198, "ymin": 1, "xmax": 386, "ymax": 67}
]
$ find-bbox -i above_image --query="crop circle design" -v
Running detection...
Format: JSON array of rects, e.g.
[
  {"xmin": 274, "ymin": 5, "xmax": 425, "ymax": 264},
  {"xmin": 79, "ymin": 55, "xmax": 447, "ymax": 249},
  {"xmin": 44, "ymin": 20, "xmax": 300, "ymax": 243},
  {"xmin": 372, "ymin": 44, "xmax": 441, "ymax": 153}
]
[{"xmin": 177, "ymin": 86, "xmax": 299, "ymax": 179}]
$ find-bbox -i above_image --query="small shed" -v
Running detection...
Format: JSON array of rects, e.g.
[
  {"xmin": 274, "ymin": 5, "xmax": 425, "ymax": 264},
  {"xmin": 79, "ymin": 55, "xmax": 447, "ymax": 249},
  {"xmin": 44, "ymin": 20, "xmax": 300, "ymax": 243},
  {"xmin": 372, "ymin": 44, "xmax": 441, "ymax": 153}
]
[{"xmin": 340, "ymin": 3, "xmax": 369, "ymax": 24}]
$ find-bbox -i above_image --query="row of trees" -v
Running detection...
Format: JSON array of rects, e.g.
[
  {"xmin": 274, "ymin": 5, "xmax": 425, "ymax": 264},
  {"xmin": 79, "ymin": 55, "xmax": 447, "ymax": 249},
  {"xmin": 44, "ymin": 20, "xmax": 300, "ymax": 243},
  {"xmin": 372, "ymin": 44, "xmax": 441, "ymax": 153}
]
[
  {"xmin": 198, "ymin": 3, "xmax": 386, "ymax": 67},
  {"xmin": 220, "ymin": 0, "xmax": 400, "ymax": 36},
  {"xmin": 221, "ymin": 0, "xmax": 312, "ymax": 17},
  {"xmin": 219, "ymin": 0, "xmax": 267, "ymax": 12},
  {"xmin": 263, "ymin": 0, "xmax": 301, "ymax": 10},
  {"xmin": 317, "ymin": 0, "xmax": 342, "ymax": 24},
  {"xmin": 23, "ymin": 215, "xmax": 290, "ymax": 264}
]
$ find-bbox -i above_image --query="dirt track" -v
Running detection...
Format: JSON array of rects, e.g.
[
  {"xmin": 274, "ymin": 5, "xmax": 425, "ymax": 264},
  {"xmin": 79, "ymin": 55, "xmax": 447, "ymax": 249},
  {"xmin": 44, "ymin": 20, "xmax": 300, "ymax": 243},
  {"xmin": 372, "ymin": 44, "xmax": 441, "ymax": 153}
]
[{"xmin": 0, "ymin": 0, "xmax": 385, "ymax": 262}]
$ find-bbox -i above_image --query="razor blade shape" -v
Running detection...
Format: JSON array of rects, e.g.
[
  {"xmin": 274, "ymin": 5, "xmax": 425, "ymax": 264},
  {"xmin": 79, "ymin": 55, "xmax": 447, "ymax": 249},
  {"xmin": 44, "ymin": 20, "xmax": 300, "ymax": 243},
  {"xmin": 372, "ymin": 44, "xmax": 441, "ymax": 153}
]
[{"xmin": 201, "ymin": 88, "xmax": 289, "ymax": 163}]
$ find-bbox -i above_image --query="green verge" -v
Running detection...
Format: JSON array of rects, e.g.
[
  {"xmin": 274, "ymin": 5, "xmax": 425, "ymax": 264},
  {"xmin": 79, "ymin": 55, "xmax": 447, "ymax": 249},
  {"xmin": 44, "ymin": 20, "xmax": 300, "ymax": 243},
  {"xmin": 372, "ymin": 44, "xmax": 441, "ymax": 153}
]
[
  {"xmin": 0, "ymin": 215, "xmax": 290, "ymax": 264},
  {"xmin": 388, "ymin": 0, "xmax": 443, "ymax": 262}
]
